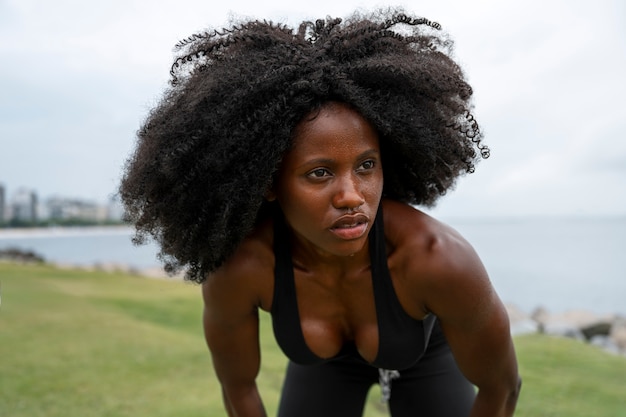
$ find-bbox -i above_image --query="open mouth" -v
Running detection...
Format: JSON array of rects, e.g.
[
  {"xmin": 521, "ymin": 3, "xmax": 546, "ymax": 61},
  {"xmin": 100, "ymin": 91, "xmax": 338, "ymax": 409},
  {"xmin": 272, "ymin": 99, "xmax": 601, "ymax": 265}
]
[{"xmin": 330, "ymin": 217, "xmax": 369, "ymax": 240}]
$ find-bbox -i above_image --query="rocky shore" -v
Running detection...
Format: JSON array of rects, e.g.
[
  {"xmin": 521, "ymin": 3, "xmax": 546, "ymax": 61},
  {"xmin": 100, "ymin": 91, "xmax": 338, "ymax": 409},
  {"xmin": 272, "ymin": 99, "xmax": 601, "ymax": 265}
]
[
  {"xmin": 506, "ymin": 304, "xmax": 626, "ymax": 356},
  {"xmin": 3, "ymin": 248, "xmax": 624, "ymax": 357},
  {"xmin": 0, "ymin": 247, "xmax": 45, "ymax": 263}
]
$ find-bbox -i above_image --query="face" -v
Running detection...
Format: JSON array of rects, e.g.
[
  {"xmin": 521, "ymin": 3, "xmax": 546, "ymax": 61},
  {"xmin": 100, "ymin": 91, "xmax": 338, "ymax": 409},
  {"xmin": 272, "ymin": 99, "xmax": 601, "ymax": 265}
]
[{"xmin": 271, "ymin": 102, "xmax": 383, "ymax": 259}]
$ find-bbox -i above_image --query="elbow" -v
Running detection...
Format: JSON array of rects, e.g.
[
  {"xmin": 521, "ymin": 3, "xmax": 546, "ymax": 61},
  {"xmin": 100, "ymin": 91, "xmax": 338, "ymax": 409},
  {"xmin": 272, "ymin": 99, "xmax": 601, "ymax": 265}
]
[
  {"xmin": 220, "ymin": 382, "xmax": 265, "ymax": 417},
  {"xmin": 505, "ymin": 375, "xmax": 522, "ymax": 413},
  {"xmin": 473, "ymin": 374, "xmax": 521, "ymax": 417},
  {"xmin": 513, "ymin": 375, "xmax": 522, "ymax": 399}
]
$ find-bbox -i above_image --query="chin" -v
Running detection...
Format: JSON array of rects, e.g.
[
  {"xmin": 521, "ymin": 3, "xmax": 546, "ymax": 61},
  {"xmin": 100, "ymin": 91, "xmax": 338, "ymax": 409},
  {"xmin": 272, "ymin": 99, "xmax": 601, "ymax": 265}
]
[{"xmin": 330, "ymin": 237, "xmax": 369, "ymax": 258}]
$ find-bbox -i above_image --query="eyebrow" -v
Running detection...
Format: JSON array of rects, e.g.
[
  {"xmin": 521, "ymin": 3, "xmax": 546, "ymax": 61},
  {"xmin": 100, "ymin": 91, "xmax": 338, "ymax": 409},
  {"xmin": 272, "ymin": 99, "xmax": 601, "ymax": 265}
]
[{"xmin": 298, "ymin": 149, "xmax": 380, "ymax": 168}]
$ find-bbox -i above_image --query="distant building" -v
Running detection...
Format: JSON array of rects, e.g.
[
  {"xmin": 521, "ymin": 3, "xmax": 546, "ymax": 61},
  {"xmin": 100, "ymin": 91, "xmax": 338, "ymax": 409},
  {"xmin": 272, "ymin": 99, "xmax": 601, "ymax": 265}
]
[
  {"xmin": 0, "ymin": 183, "xmax": 5, "ymax": 222},
  {"xmin": 46, "ymin": 196, "xmax": 108, "ymax": 223},
  {"xmin": 0, "ymin": 184, "xmax": 125, "ymax": 226},
  {"xmin": 11, "ymin": 188, "xmax": 38, "ymax": 222},
  {"xmin": 106, "ymin": 195, "xmax": 125, "ymax": 222}
]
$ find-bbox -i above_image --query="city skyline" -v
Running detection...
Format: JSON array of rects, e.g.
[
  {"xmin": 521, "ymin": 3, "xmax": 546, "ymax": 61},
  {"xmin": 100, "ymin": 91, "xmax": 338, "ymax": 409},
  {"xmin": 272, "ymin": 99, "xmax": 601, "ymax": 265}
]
[
  {"xmin": 1, "ymin": 0, "xmax": 625, "ymax": 218},
  {"xmin": 0, "ymin": 181, "xmax": 122, "ymax": 224},
  {"xmin": 0, "ymin": 181, "xmax": 118, "ymax": 205}
]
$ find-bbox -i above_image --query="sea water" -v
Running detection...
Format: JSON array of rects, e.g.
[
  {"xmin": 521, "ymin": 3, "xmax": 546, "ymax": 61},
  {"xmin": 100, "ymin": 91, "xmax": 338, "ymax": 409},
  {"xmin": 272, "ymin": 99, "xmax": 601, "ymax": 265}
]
[
  {"xmin": 448, "ymin": 216, "xmax": 626, "ymax": 315},
  {"xmin": 1, "ymin": 217, "xmax": 624, "ymax": 315},
  {"xmin": 0, "ymin": 226, "xmax": 161, "ymax": 270}
]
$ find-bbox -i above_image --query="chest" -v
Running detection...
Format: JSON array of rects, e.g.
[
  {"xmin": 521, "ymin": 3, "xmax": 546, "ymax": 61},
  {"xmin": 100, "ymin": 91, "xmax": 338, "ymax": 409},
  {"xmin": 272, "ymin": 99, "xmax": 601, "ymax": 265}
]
[
  {"xmin": 293, "ymin": 269, "xmax": 380, "ymax": 362},
  {"xmin": 287, "ymin": 263, "xmax": 428, "ymax": 366}
]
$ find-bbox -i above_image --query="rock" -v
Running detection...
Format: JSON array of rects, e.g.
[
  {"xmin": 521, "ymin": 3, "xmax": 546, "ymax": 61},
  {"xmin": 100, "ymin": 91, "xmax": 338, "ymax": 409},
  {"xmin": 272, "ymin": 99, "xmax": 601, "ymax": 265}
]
[
  {"xmin": 530, "ymin": 307, "xmax": 617, "ymax": 341},
  {"xmin": 590, "ymin": 335, "xmax": 621, "ymax": 355},
  {"xmin": 138, "ymin": 266, "xmax": 185, "ymax": 280},
  {"xmin": 580, "ymin": 322, "xmax": 612, "ymax": 341},
  {"xmin": 139, "ymin": 267, "xmax": 169, "ymax": 279},
  {"xmin": 505, "ymin": 304, "xmax": 538, "ymax": 335},
  {"xmin": 530, "ymin": 306, "xmax": 549, "ymax": 324},
  {"xmin": 542, "ymin": 322, "xmax": 585, "ymax": 341},
  {"xmin": 526, "ymin": 307, "xmax": 626, "ymax": 355},
  {"xmin": 0, "ymin": 247, "xmax": 45, "ymax": 263},
  {"xmin": 609, "ymin": 316, "xmax": 626, "ymax": 352},
  {"xmin": 93, "ymin": 262, "xmax": 131, "ymax": 273}
]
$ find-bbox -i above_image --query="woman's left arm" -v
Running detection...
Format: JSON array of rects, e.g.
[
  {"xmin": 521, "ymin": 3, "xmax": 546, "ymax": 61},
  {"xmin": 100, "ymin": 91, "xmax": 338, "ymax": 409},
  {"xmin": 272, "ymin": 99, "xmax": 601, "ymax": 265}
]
[{"xmin": 421, "ymin": 231, "xmax": 522, "ymax": 417}]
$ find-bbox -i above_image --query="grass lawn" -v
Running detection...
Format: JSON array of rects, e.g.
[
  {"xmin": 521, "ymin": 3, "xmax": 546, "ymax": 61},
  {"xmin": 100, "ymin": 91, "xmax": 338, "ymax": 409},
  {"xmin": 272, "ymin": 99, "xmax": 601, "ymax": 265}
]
[{"xmin": 1, "ymin": 262, "xmax": 624, "ymax": 416}]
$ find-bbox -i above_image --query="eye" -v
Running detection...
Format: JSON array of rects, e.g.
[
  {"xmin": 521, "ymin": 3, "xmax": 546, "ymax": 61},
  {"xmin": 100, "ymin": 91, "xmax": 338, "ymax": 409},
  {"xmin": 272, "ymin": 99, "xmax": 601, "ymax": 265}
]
[
  {"xmin": 307, "ymin": 168, "xmax": 331, "ymax": 179},
  {"xmin": 358, "ymin": 160, "xmax": 376, "ymax": 170}
]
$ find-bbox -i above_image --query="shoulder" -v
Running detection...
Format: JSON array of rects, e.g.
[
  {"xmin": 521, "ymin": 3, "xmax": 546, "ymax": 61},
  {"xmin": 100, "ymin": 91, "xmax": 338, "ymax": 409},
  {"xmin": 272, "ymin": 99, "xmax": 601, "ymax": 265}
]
[
  {"xmin": 202, "ymin": 218, "xmax": 276, "ymax": 313},
  {"xmin": 382, "ymin": 199, "xmax": 473, "ymax": 268},
  {"xmin": 382, "ymin": 199, "xmax": 490, "ymax": 316}
]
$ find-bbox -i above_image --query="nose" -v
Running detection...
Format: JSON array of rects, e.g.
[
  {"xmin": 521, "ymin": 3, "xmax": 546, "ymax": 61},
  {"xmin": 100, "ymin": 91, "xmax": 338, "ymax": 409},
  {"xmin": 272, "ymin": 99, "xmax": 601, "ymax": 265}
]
[{"xmin": 332, "ymin": 174, "xmax": 365, "ymax": 210}]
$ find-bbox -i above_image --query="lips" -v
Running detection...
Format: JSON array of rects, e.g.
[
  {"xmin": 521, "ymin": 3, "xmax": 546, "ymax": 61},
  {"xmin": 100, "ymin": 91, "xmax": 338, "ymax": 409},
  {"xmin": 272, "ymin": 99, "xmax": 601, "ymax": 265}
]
[{"xmin": 329, "ymin": 214, "xmax": 370, "ymax": 240}]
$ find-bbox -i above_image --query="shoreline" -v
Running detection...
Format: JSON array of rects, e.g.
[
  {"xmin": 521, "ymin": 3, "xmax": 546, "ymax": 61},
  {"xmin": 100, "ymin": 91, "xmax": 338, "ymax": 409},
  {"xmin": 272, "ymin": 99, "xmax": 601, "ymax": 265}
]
[{"xmin": 0, "ymin": 225, "xmax": 133, "ymax": 239}]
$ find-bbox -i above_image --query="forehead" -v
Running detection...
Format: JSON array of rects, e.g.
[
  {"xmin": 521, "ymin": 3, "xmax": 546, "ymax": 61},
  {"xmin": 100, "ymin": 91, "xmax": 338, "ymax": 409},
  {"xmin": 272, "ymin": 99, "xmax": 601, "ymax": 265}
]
[{"xmin": 290, "ymin": 103, "xmax": 380, "ymax": 155}]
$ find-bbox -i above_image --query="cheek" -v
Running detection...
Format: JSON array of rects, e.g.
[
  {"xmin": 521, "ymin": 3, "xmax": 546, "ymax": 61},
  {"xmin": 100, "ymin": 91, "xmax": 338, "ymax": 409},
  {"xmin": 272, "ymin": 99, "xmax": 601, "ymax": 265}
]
[
  {"xmin": 277, "ymin": 181, "xmax": 319, "ymax": 213},
  {"xmin": 292, "ymin": 189, "xmax": 328, "ymax": 214},
  {"xmin": 365, "ymin": 172, "xmax": 384, "ymax": 198}
]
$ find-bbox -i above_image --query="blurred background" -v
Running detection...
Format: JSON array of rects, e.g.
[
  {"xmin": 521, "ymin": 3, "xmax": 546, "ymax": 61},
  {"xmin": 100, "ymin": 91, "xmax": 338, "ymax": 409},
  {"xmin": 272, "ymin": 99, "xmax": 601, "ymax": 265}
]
[{"xmin": 1, "ymin": 0, "xmax": 625, "ymax": 315}]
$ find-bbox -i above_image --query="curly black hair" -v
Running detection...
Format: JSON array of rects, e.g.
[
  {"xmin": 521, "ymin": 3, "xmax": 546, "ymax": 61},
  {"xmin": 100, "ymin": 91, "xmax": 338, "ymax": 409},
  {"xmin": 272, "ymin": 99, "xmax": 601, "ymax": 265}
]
[{"xmin": 119, "ymin": 8, "xmax": 489, "ymax": 283}]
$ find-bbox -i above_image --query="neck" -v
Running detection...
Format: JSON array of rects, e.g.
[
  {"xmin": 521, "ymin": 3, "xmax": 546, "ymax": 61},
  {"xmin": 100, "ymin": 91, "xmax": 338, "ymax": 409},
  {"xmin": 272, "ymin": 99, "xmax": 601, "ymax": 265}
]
[{"xmin": 289, "ymin": 235, "xmax": 372, "ymax": 280}]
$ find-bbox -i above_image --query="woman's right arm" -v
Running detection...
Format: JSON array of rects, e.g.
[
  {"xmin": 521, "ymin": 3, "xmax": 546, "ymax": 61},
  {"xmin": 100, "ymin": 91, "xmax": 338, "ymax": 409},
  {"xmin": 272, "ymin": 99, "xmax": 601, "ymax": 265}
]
[{"xmin": 202, "ymin": 266, "xmax": 267, "ymax": 417}]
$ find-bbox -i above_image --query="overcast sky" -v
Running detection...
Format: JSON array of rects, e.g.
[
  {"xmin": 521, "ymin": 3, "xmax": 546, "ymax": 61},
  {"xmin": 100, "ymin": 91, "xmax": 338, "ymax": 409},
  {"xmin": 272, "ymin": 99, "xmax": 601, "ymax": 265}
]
[{"xmin": 1, "ymin": 0, "xmax": 624, "ymax": 218}]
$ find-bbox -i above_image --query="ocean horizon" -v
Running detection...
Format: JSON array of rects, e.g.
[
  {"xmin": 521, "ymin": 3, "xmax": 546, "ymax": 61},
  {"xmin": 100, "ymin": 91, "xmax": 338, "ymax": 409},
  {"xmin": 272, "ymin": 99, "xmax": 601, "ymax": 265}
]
[{"xmin": 1, "ymin": 216, "xmax": 625, "ymax": 316}]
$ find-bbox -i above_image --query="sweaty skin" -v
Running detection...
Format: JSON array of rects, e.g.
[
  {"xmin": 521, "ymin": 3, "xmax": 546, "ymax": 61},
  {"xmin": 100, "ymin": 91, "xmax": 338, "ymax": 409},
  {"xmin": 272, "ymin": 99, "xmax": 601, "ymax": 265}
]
[{"xmin": 202, "ymin": 102, "xmax": 520, "ymax": 417}]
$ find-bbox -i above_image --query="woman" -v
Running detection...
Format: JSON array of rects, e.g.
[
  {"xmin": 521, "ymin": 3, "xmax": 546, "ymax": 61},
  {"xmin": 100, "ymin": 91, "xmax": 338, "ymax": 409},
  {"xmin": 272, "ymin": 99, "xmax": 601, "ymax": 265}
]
[{"xmin": 120, "ymin": 9, "xmax": 521, "ymax": 417}]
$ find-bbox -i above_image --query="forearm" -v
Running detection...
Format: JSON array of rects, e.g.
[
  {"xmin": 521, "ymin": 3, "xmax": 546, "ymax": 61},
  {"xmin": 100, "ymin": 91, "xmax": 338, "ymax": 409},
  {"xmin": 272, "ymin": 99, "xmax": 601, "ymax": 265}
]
[
  {"xmin": 222, "ymin": 384, "xmax": 267, "ymax": 417},
  {"xmin": 470, "ymin": 378, "xmax": 521, "ymax": 417}
]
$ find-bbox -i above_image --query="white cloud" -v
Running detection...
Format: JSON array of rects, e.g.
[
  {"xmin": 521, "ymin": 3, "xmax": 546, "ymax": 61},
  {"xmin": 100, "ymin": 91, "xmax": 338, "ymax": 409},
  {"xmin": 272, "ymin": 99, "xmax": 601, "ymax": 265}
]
[{"xmin": 1, "ymin": 0, "xmax": 625, "ymax": 216}]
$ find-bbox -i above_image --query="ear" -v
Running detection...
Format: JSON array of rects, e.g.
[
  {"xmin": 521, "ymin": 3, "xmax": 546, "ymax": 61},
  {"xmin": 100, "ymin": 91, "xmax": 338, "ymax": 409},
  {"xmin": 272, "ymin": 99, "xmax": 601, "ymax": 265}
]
[{"xmin": 265, "ymin": 188, "xmax": 277, "ymax": 202}]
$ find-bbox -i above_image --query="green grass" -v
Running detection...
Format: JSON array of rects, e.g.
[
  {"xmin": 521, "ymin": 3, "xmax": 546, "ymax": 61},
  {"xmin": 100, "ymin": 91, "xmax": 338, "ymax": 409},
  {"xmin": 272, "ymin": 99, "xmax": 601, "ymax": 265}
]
[
  {"xmin": 514, "ymin": 333, "xmax": 626, "ymax": 416},
  {"xmin": 1, "ymin": 263, "xmax": 624, "ymax": 416}
]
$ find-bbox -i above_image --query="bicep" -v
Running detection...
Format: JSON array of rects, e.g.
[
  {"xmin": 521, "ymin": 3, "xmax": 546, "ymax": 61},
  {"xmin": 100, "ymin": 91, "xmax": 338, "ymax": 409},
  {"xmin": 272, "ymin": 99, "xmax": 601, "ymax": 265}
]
[
  {"xmin": 202, "ymin": 278, "xmax": 262, "ymax": 388},
  {"xmin": 423, "ymin": 238, "xmax": 519, "ymax": 390},
  {"xmin": 440, "ymin": 293, "xmax": 518, "ymax": 389}
]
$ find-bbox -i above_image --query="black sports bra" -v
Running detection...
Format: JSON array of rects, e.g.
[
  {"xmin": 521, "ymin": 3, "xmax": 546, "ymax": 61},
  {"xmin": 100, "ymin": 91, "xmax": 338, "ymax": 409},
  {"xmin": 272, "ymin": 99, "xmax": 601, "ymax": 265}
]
[{"xmin": 271, "ymin": 206, "xmax": 436, "ymax": 370}]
